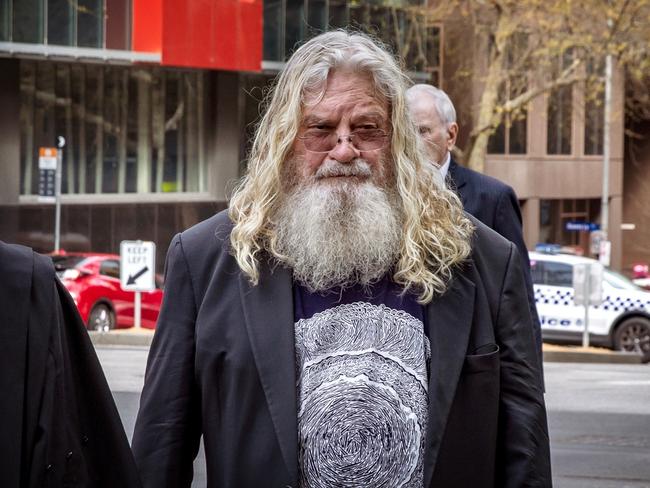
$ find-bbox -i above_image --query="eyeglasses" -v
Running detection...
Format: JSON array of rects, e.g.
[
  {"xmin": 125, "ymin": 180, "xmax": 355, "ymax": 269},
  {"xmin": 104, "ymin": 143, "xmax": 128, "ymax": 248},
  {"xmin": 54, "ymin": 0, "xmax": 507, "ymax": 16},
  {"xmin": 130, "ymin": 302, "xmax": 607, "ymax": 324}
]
[{"xmin": 298, "ymin": 128, "xmax": 389, "ymax": 153}]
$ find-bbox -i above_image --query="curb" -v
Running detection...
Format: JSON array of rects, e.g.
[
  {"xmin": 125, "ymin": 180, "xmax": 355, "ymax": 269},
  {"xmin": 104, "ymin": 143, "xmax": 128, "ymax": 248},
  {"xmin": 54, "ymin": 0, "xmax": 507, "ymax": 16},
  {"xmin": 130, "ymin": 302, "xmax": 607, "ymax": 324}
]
[
  {"xmin": 88, "ymin": 330, "xmax": 646, "ymax": 364},
  {"xmin": 88, "ymin": 330, "xmax": 153, "ymax": 347},
  {"xmin": 543, "ymin": 349, "xmax": 644, "ymax": 364}
]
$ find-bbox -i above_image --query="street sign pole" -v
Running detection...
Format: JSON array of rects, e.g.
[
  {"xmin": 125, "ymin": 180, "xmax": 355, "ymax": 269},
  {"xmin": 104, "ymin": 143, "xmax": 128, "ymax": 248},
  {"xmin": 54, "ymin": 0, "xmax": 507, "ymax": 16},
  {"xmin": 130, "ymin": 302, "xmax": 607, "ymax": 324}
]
[
  {"xmin": 54, "ymin": 148, "xmax": 62, "ymax": 252},
  {"xmin": 54, "ymin": 137, "xmax": 65, "ymax": 253},
  {"xmin": 134, "ymin": 290, "xmax": 142, "ymax": 329},
  {"xmin": 582, "ymin": 270, "xmax": 590, "ymax": 348}
]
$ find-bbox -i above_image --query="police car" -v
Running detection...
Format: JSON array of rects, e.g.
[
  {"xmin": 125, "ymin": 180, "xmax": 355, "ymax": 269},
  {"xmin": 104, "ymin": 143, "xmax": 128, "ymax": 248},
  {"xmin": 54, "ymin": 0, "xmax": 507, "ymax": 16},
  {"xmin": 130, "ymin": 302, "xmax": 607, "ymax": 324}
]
[{"xmin": 530, "ymin": 251, "xmax": 650, "ymax": 361}]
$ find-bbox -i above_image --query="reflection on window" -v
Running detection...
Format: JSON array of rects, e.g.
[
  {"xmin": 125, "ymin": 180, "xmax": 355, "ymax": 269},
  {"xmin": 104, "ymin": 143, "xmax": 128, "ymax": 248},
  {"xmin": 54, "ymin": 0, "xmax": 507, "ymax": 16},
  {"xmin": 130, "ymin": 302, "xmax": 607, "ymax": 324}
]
[
  {"xmin": 487, "ymin": 38, "xmax": 528, "ymax": 155},
  {"xmin": 544, "ymin": 262, "xmax": 573, "ymax": 287},
  {"xmin": 584, "ymin": 62, "xmax": 604, "ymax": 155},
  {"xmin": 48, "ymin": 0, "xmax": 75, "ymax": 46},
  {"xmin": 78, "ymin": 0, "xmax": 103, "ymax": 48},
  {"xmin": 0, "ymin": 0, "xmax": 10, "ymax": 41},
  {"xmin": 19, "ymin": 61, "xmax": 207, "ymax": 195},
  {"xmin": 100, "ymin": 260, "xmax": 120, "ymax": 279},
  {"xmin": 530, "ymin": 261, "xmax": 544, "ymax": 285},
  {"xmin": 3, "ymin": 0, "xmax": 122, "ymax": 48},
  {"xmin": 261, "ymin": 0, "xmax": 439, "ymax": 77},
  {"xmin": 285, "ymin": 0, "xmax": 306, "ymax": 58},
  {"xmin": 12, "ymin": 0, "xmax": 44, "ymax": 43},
  {"xmin": 547, "ymin": 53, "xmax": 574, "ymax": 155},
  {"xmin": 263, "ymin": 0, "xmax": 283, "ymax": 61}
]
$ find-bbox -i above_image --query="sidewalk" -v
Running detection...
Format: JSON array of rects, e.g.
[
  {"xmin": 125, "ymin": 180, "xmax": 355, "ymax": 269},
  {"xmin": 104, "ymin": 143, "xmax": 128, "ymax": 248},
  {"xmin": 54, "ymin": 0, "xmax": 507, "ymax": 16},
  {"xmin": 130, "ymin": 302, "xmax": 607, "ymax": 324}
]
[{"xmin": 88, "ymin": 328, "xmax": 646, "ymax": 364}]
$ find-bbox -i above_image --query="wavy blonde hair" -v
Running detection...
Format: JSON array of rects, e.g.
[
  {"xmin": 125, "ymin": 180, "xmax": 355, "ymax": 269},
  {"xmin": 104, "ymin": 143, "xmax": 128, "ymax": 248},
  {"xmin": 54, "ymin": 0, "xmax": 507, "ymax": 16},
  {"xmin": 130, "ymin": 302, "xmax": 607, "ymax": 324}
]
[{"xmin": 229, "ymin": 30, "xmax": 473, "ymax": 303}]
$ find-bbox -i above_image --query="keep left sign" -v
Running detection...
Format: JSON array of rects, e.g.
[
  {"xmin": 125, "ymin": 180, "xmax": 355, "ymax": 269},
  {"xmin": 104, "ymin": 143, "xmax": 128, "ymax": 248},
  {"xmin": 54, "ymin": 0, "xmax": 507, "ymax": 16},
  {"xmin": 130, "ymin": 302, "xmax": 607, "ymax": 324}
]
[{"xmin": 120, "ymin": 240, "xmax": 156, "ymax": 292}]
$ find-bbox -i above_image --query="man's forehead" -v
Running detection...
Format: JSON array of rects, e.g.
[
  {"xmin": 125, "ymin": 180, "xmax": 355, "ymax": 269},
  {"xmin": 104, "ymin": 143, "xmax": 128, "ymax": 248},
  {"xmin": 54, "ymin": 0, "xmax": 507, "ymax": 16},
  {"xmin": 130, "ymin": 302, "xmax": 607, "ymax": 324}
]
[{"xmin": 301, "ymin": 82, "xmax": 387, "ymax": 124}]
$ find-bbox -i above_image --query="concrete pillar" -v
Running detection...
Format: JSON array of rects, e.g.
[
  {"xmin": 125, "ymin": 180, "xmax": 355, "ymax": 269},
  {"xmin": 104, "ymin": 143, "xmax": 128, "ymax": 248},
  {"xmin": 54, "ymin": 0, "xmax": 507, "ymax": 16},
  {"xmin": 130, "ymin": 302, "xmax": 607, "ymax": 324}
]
[
  {"xmin": 209, "ymin": 71, "xmax": 243, "ymax": 202},
  {"xmin": 521, "ymin": 198, "xmax": 540, "ymax": 251}
]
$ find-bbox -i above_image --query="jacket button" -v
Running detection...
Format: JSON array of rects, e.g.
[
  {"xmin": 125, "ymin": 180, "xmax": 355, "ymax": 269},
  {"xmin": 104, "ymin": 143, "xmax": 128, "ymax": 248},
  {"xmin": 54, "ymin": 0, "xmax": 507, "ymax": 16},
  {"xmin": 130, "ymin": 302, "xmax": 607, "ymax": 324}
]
[
  {"xmin": 82, "ymin": 435, "xmax": 89, "ymax": 445},
  {"xmin": 66, "ymin": 451, "xmax": 73, "ymax": 460},
  {"xmin": 46, "ymin": 464, "xmax": 53, "ymax": 472}
]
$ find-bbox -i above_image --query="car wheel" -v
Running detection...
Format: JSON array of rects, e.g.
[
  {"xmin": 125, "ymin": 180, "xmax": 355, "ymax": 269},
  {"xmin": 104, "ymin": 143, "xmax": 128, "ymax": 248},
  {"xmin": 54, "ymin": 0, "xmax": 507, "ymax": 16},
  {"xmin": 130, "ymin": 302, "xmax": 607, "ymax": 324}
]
[
  {"xmin": 88, "ymin": 303, "xmax": 115, "ymax": 332},
  {"xmin": 614, "ymin": 317, "xmax": 650, "ymax": 362}
]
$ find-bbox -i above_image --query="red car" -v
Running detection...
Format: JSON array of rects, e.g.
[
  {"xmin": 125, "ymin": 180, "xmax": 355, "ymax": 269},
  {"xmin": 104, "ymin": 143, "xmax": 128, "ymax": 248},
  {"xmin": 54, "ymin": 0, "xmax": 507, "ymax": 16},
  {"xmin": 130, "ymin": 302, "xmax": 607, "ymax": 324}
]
[{"xmin": 52, "ymin": 253, "xmax": 163, "ymax": 330}]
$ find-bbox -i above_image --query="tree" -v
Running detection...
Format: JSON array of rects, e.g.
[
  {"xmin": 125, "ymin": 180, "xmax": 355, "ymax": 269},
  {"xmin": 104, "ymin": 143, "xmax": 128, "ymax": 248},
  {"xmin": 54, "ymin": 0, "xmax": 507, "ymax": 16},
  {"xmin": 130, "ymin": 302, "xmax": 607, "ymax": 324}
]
[{"xmin": 419, "ymin": 0, "xmax": 650, "ymax": 172}]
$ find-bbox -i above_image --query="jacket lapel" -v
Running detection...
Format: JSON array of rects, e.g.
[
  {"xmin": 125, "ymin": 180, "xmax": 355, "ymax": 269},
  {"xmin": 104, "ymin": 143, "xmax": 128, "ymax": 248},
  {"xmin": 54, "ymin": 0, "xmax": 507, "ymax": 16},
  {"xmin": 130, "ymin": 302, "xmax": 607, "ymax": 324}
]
[
  {"xmin": 423, "ymin": 263, "xmax": 476, "ymax": 486},
  {"xmin": 239, "ymin": 260, "xmax": 298, "ymax": 484}
]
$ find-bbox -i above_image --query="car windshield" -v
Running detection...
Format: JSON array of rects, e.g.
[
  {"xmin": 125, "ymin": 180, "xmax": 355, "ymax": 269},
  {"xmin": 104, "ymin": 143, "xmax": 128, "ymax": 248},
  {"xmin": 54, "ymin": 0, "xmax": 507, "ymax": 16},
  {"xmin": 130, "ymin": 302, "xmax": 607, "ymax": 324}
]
[
  {"xmin": 51, "ymin": 255, "xmax": 88, "ymax": 271},
  {"xmin": 605, "ymin": 269, "xmax": 644, "ymax": 291}
]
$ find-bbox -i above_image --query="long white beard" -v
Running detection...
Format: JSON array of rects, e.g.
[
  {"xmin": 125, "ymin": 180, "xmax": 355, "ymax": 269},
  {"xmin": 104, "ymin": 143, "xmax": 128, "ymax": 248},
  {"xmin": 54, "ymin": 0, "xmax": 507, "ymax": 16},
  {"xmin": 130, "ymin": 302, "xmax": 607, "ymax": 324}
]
[{"xmin": 273, "ymin": 167, "xmax": 402, "ymax": 292}]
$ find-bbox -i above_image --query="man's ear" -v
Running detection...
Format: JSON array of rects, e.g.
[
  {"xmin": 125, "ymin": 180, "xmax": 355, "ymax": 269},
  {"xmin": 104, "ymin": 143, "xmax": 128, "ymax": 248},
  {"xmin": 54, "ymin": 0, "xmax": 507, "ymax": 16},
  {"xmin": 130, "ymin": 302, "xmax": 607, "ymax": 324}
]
[{"xmin": 447, "ymin": 122, "xmax": 459, "ymax": 149}]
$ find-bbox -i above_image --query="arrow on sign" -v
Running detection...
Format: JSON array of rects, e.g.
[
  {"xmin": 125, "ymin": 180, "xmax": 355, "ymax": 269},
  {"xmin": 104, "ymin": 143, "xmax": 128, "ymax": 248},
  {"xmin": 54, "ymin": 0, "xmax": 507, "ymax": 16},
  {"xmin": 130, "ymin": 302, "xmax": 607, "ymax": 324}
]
[{"xmin": 127, "ymin": 266, "xmax": 149, "ymax": 285}]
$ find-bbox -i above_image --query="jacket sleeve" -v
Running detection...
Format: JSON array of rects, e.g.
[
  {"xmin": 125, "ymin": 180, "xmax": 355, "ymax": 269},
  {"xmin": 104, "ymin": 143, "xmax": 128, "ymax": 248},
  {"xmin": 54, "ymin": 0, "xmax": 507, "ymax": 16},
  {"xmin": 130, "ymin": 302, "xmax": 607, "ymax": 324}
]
[
  {"xmin": 495, "ymin": 243, "xmax": 552, "ymax": 487},
  {"xmin": 132, "ymin": 234, "xmax": 202, "ymax": 488},
  {"xmin": 494, "ymin": 187, "xmax": 544, "ymax": 381}
]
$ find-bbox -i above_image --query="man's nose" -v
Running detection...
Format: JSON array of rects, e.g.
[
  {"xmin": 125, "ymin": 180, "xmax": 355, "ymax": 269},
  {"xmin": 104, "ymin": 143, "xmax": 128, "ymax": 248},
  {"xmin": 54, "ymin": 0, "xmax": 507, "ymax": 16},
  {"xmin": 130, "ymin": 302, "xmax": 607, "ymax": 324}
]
[{"xmin": 328, "ymin": 135, "xmax": 360, "ymax": 163}]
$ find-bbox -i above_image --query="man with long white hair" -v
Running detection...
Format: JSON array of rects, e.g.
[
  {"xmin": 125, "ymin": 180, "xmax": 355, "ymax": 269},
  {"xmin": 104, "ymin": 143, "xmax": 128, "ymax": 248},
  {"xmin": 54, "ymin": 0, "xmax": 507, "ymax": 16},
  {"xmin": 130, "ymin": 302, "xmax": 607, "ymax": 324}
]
[{"xmin": 132, "ymin": 30, "xmax": 551, "ymax": 488}]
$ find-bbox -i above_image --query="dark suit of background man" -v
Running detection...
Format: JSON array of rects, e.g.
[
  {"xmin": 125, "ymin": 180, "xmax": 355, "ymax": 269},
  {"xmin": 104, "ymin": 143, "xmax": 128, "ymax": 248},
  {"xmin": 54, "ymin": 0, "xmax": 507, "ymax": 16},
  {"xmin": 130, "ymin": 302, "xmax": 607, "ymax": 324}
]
[
  {"xmin": 0, "ymin": 241, "xmax": 141, "ymax": 488},
  {"xmin": 406, "ymin": 84, "xmax": 543, "ymax": 378},
  {"xmin": 132, "ymin": 30, "xmax": 551, "ymax": 488}
]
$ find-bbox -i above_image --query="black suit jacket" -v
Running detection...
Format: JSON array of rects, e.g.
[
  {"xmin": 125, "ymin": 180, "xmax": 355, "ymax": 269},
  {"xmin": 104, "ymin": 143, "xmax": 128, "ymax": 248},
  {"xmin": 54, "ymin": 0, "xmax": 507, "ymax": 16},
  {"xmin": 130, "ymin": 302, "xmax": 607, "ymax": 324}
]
[
  {"xmin": 0, "ymin": 242, "xmax": 141, "ymax": 488},
  {"xmin": 132, "ymin": 210, "xmax": 551, "ymax": 488},
  {"xmin": 448, "ymin": 159, "xmax": 543, "ymax": 374}
]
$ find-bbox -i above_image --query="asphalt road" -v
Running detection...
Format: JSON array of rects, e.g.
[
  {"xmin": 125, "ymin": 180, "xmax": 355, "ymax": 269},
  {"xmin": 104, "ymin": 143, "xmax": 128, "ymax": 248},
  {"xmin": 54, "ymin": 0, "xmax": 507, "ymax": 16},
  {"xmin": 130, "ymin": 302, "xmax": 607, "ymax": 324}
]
[{"xmin": 97, "ymin": 346, "xmax": 650, "ymax": 488}]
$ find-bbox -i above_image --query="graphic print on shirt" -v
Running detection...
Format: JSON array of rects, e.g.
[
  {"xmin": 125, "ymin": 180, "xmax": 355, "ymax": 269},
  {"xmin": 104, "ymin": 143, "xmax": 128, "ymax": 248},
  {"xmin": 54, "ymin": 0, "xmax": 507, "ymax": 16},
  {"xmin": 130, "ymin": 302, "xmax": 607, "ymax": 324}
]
[{"xmin": 295, "ymin": 302, "xmax": 431, "ymax": 488}]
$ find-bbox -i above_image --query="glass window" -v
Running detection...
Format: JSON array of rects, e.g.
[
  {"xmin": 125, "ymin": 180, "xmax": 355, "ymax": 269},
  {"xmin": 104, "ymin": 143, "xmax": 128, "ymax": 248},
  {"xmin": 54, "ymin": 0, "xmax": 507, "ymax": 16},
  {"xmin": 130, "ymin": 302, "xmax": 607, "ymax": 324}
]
[
  {"xmin": 285, "ymin": 0, "xmax": 305, "ymax": 59},
  {"xmin": 12, "ymin": 0, "xmax": 44, "ymax": 43},
  {"xmin": 78, "ymin": 0, "xmax": 103, "ymax": 48},
  {"xmin": 100, "ymin": 259, "xmax": 120, "ymax": 279},
  {"xmin": 547, "ymin": 53, "xmax": 574, "ymax": 155},
  {"xmin": 48, "ymin": 0, "xmax": 75, "ymax": 46},
  {"xmin": 547, "ymin": 86, "xmax": 572, "ymax": 155},
  {"xmin": 263, "ymin": 0, "xmax": 284, "ymax": 61},
  {"xmin": 329, "ymin": 0, "xmax": 348, "ymax": 28},
  {"xmin": 20, "ymin": 61, "xmax": 207, "ymax": 196},
  {"xmin": 307, "ymin": 0, "xmax": 327, "ymax": 31},
  {"xmin": 544, "ymin": 262, "xmax": 573, "ymax": 287},
  {"xmin": 584, "ymin": 61, "xmax": 604, "ymax": 156},
  {"xmin": 0, "ymin": 0, "xmax": 11, "ymax": 41},
  {"xmin": 530, "ymin": 260, "xmax": 544, "ymax": 285}
]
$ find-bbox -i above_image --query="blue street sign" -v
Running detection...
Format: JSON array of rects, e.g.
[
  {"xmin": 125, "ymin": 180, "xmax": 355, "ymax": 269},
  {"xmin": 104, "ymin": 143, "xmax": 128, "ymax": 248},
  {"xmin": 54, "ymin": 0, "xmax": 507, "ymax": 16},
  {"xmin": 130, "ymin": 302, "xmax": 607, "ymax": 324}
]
[{"xmin": 565, "ymin": 221, "xmax": 600, "ymax": 232}]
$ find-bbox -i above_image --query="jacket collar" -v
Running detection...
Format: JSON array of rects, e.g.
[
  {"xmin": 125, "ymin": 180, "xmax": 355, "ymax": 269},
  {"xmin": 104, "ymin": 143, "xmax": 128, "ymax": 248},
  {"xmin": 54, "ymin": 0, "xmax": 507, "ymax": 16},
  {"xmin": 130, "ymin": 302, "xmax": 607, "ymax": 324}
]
[
  {"xmin": 447, "ymin": 158, "xmax": 467, "ymax": 190},
  {"xmin": 240, "ymin": 256, "xmax": 476, "ymax": 486}
]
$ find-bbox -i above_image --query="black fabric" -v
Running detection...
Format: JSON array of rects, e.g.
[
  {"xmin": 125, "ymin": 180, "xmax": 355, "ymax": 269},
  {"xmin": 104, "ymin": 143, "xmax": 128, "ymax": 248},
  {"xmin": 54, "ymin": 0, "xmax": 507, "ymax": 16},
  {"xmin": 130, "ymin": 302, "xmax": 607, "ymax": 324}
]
[
  {"xmin": 448, "ymin": 158, "xmax": 544, "ymax": 381},
  {"xmin": 132, "ymin": 210, "xmax": 551, "ymax": 488},
  {"xmin": 0, "ymin": 241, "xmax": 142, "ymax": 488}
]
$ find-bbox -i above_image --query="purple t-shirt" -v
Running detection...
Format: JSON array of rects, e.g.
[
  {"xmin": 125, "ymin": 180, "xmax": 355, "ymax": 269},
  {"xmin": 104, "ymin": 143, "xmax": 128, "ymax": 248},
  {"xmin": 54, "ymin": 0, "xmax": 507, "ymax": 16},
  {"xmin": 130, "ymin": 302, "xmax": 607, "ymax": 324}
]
[{"xmin": 293, "ymin": 278, "xmax": 430, "ymax": 487}]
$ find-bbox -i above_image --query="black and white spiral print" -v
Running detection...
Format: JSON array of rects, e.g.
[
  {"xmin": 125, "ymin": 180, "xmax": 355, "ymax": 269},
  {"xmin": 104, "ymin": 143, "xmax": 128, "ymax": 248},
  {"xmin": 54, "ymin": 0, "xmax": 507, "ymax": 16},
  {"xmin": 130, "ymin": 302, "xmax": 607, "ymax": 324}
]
[{"xmin": 295, "ymin": 302, "xmax": 431, "ymax": 488}]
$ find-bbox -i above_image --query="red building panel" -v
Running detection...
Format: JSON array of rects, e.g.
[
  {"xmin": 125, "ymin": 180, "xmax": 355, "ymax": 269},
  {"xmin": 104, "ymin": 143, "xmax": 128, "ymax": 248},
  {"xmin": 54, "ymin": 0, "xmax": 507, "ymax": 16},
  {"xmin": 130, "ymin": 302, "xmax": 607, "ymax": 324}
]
[
  {"xmin": 132, "ymin": 0, "xmax": 163, "ymax": 53},
  {"xmin": 161, "ymin": 0, "xmax": 262, "ymax": 72}
]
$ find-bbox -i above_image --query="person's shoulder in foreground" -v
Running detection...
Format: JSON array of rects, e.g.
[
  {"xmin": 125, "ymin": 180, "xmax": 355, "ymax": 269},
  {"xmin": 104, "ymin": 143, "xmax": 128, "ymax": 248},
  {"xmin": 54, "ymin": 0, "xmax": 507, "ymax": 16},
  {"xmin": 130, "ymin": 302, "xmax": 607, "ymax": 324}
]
[
  {"xmin": 132, "ymin": 29, "xmax": 551, "ymax": 488},
  {"xmin": 0, "ymin": 241, "xmax": 141, "ymax": 488}
]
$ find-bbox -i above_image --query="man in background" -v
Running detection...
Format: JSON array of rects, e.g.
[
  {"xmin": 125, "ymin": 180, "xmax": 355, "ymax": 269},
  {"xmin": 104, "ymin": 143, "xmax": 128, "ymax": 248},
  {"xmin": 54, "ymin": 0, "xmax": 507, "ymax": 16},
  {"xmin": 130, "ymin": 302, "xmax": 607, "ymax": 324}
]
[{"xmin": 406, "ymin": 83, "xmax": 543, "ymax": 376}]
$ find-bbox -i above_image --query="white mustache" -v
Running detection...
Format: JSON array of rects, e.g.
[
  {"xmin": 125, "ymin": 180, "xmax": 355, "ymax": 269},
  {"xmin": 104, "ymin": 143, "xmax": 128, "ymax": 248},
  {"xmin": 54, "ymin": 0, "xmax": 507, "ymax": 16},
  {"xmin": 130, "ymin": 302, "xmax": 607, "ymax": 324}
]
[{"xmin": 315, "ymin": 160, "xmax": 372, "ymax": 179}]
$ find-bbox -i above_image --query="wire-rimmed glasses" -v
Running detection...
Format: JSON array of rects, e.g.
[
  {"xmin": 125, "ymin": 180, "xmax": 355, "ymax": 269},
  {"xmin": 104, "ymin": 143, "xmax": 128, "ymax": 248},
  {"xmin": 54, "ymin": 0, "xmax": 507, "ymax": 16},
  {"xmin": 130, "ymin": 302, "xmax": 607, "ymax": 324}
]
[{"xmin": 298, "ymin": 128, "xmax": 389, "ymax": 153}]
